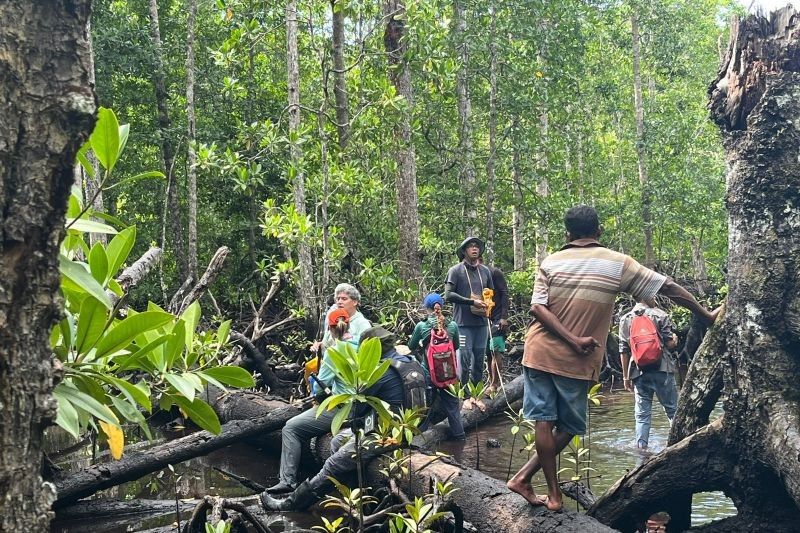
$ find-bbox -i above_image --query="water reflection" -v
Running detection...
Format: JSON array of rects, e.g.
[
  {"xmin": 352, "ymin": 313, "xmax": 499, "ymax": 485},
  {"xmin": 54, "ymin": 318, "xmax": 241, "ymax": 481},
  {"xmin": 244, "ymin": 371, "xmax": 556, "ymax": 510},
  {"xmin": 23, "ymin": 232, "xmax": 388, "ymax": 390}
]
[{"xmin": 51, "ymin": 389, "xmax": 736, "ymax": 531}]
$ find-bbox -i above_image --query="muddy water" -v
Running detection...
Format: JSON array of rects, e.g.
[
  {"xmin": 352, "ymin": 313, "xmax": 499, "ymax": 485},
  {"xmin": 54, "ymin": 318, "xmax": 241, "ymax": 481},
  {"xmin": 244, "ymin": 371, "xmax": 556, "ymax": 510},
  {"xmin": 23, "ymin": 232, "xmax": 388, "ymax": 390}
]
[
  {"xmin": 51, "ymin": 389, "xmax": 735, "ymax": 532},
  {"xmin": 436, "ymin": 388, "xmax": 735, "ymax": 526}
]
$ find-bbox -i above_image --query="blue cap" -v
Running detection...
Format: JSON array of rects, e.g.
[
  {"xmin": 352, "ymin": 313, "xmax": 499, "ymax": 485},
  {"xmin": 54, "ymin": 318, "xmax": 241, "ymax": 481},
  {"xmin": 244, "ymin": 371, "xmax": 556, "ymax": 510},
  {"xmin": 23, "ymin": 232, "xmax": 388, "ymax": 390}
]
[{"xmin": 423, "ymin": 293, "xmax": 444, "ymax": 309}]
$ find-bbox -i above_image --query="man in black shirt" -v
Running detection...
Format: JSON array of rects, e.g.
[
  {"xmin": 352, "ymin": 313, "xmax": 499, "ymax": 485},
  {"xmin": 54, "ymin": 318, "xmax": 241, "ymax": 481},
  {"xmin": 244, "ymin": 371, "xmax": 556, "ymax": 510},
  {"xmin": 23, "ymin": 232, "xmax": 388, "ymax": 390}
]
[{"xmin": 445, "ymin": 237, "xmax": 494, "ymax": 409}]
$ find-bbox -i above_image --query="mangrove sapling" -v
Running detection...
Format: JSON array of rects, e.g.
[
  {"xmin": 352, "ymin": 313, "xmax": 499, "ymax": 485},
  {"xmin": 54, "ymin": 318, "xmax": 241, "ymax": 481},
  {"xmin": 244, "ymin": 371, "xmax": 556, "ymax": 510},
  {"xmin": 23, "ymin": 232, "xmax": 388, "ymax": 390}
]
[
  {"xmin": 586, "ymin": 383, "xmax": 603, "ymax": 491},
  {"xmin": 315, "ymin": 338, "xmax": 394, "ymax": 533},
  {"xmin": 557, "ymin": 436, "xmax": 597, "ymax": 511},
  {"xmin": 504, "ymin": 408, "xmax": 533, "ymax": 482},
  {"xmin": 465, "ymin": 381, "xmax": 488, "ymax": 469}
]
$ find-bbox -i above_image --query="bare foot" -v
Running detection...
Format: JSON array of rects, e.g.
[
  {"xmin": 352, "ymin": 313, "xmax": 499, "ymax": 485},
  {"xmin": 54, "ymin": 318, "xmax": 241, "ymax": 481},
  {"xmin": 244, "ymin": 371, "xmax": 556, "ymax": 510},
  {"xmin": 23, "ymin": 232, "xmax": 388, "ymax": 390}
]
[
  {"xmin": 542, "ymin": 494, "xmax": 563, "ymax": 511},
  {"xmin": 474, "ymin": 399, "xmax": 487, "ymax": 411},
  {"xmin": 463, "ymin": 398, "xmax": 474, "ymax": 410},
  {"xmin": 507, "ymin": 478, "xmax": 547, "ymax": 506}
]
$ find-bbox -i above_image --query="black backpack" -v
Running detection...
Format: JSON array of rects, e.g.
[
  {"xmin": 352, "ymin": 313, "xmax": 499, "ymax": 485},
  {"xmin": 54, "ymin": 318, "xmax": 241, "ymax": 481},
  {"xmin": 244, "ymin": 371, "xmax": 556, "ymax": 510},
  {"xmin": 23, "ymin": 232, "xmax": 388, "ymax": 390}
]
[{"xmin": 388, "ymin": 354, "xmax": 428, "ymax": 411}]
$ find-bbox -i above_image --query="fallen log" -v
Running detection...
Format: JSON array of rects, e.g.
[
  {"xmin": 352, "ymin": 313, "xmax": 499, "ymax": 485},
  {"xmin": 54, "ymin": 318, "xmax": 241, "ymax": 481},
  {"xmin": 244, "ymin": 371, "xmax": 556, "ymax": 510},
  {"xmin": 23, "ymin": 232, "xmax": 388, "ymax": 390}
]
[
  {"xmin": 53, "ymin": 403, "xmax": 302, "ymax": 508},
  {"xmin": 367, "ymin": 451, "xmax": 617, "ymax": 532}
]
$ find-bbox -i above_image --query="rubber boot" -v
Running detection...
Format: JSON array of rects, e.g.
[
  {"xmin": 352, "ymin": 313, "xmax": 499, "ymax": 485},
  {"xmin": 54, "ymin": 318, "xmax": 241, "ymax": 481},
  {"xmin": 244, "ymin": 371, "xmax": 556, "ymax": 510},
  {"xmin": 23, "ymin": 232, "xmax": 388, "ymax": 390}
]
[{"xmin": 259, "ymin": 480, "xmax": 318, "ymax": 512}]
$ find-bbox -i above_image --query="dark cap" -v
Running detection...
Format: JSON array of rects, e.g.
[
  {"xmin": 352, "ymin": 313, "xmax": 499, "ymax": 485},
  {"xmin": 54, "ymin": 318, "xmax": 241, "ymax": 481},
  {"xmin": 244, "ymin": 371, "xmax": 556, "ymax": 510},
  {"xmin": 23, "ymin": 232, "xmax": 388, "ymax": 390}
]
[{"xmin": 360, "ymin": 326, "xmax": 397, "ymax": 354}]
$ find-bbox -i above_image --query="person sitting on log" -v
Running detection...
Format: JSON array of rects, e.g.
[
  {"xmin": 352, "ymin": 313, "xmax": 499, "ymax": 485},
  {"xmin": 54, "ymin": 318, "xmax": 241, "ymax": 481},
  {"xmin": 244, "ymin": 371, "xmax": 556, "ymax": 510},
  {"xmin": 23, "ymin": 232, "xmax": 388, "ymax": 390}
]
[
  {"xmin": 408, "ymin": 293, "xmax": 466, "ymax": 441},
  {"xmin": 260, "ymin": 326, "xmax": 408, "ymax": 512},
  {"xmin": 265, "ymin": 307, "xmax": 361, "ymax": 495}
]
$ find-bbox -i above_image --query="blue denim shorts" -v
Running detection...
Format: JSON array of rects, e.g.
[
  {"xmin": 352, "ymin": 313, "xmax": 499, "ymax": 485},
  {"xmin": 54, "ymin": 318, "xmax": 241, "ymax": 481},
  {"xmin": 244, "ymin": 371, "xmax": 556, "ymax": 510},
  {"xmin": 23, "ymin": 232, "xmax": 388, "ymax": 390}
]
[{"xmin": 523, "ymin": 367, "xmax": 589, "ymax": 436}]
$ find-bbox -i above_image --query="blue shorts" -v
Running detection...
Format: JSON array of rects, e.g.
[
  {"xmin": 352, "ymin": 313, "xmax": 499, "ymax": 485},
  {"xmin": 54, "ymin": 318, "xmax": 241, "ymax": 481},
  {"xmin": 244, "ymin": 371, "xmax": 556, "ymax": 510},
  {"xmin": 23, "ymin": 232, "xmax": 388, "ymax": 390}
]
[{"xmin": 522, "ymin": 367, "xmax": 589, "ymax": 436}]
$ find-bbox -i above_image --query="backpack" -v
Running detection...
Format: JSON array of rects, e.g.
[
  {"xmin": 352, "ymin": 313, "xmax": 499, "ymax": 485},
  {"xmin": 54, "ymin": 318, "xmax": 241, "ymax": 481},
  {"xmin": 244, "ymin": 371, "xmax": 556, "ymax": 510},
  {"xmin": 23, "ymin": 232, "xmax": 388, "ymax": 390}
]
[
  {"xmin": 630, "ymin": 312, "xmax": 662, "ymax": 368},
  {"xmin": 389, "ymin": 355, "xmax": 428, "ymax": 411},
  {"xmin": 426, "ymin": 327, "xmax": 458, "ymax": 388}
]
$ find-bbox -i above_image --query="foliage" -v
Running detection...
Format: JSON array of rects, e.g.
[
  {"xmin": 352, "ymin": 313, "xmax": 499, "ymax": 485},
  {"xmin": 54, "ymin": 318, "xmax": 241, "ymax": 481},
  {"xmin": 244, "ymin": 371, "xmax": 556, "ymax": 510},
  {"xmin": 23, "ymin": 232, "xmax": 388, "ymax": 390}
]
[{"xmin": 53, "ymin": 109, "xmax": 254, "ymax": 456}]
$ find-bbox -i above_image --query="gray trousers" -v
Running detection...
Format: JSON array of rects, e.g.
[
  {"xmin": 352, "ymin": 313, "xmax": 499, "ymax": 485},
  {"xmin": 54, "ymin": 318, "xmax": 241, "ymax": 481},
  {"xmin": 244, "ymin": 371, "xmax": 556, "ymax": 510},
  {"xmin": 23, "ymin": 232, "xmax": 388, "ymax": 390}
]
[
  {"xmin": 459, "ymin": 325, "xmax": 489, "ymax": 388},
  {"xmin": 278, "ymin": 406, "xmax": 338, "ymax": 486},
  {"xmin": 307, "ymin": 428, "xmax": 392, "ymax": 493}
]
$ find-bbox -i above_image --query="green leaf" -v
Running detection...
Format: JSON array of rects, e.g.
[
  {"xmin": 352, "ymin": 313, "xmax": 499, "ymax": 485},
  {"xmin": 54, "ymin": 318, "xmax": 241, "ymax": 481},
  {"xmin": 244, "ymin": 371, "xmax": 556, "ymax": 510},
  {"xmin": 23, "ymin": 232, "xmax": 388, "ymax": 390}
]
[
  {"xmin": 165, "ymin": 373, "xmax": 197, "ymax": 403},
  {"xmin": 88, "ymin": 242, "xmax": 109, "ymax": 284},
  {"xmin": 200, "ymin": 366, "xmax": 255, "ymax": 388},
  {"xmin": 105, "ymin": 226, "xmax": 136, "ymax": 277},
  {"xmin": 59, "ymin": 255, "xmax": 112, "ymax": 310},
  {"xmin": 66, "ymin": 218, "xmax": 119, "ymax": 235},
  {"xmin": 105, "ymin": 171, "xmax": 166, "ymax": 190},
  {"xmin": 113, "ymin": 335, "xmax": 168, "ymax": 371},
  {"xmin": 216, "ymin": 320, "xmax": 231, "ymax": 346},
  {"xmin": 331, "ymin": 401, "xmax": 352, "ymax": 435},
  {"xmin": 117, "ymin": 123, "xmax": 130, "ymax": 159},
  {"xmin": 54, "ymin": 383, "xmax": 118, "ymax": 426},
  {"xmin": 75, "ymin": 140, "xmax": 95, "ymax": 179},
  {"xmin": 363, "ymin": 359, "xmax": 391, "ymax": 389},
  {"xmin": 75, "ymin": 296, "xmax": 108, "ymax": 354},
  {"xmin": 163, "ymin": 321, "xmax": 186, "ymax": 370},
  {"xmin": 94, "ymin": 311, "xmax": 174, "ymax": 358},
  {"xmin": 181, "ymin": 301, "xmax": 201, "ymax": 348},
  {"xmin": 174, "ymin": 396, "xmax": 222, "ymax": 434},
  {"xmin": 90, "ymin": 107, "xmax": 121, "ymax": 172},
  {"xmin": 106, "ymin": 375, "xmax": 152, "ymax": 412},
  {"xmin": 55, "ymin": 392, "xmax": 81, "ymax": 438}
]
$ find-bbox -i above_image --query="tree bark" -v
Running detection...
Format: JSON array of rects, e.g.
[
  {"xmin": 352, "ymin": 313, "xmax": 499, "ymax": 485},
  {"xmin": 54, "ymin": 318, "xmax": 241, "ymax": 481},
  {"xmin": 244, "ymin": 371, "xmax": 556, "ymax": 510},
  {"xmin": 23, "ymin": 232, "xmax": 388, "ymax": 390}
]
[
  {"xmin": 453, "ymin": 0, "xmax": 477, "ymax": 236},
  {"xmin": 485, "ymin": 4, "xmax": 498, "ymax": 266},
  {"xmin": 511, "ymin": 120, "xmax": 525, "ymax": 271},
  {"xmin": 331, "ymin": 0, "xmax": 350, "ymax": 150},
  {"xmin": 383, "ymin": 1, "xmax": 422, "ymax": 286},
  {"xmin": 185, "ymin": 0, "xmax": 198, "ymax": 280},
  {"xmin": 371, "ymin": 451, "xmax": 616, "ymax": 533},
  {"xmin": 148, "ymin": 0, "xmax": 186, "ymax": 281},
  {"xmin": 52, "ymin": 402, "xmax": 302, "ymax": 508},
  {"xmin": 631, "ymin": 9, "xmax": 655, "ymax": 269},
  {"xmin": 286, "ymin": 0, "xmax": 317, "ymax": 328},
  {"xmin": 0, "ymin": 2, "xmax": 96, "ymax": 529},
  {"xmin": 591, "ymin": 8, "xmax": 800, "ymax": 531}
]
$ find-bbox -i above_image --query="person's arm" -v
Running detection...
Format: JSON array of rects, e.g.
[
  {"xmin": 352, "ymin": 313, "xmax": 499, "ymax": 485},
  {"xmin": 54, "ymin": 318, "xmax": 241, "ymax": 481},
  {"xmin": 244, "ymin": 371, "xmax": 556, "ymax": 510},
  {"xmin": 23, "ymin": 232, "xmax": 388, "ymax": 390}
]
[
  {"xmin": 448, "ymin": 322, "xmax": 460, "ymax": 349},
  {"xmin": 619, "ymin": 316, "xmax": 634, "ymax": 391},
  {"xmin": 408, "ymin": 323, "xmax": 424, "ymax": 352},
  {"xmin": 620, "ymin": 350, "xmax": 634, "ymax": 392},
  {"xmin": 658, "ymin": 279, "xmax": 719, "ymax": 325},
  {"xmin": 531, "ymin": 304, "xmax": 600, "ymax": 356},
  {"xmin": 444, "ymin": 281, "xmax": 484, "ymax": 307}
]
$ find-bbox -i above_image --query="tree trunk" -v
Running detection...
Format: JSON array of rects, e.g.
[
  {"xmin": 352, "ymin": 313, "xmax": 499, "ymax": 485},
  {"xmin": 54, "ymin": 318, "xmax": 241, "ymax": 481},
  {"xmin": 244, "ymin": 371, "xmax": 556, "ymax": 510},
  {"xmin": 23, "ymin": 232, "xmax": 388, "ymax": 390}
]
[
  {"xmin": 631, "ymin": 10, "xmax": 655, "ymax": 269},
  {"xmin": 485, "ymin": 4, "xmax": 498, "ymax": 266},
  {"xmin": 383, "ymin": 1, "xmax": 422, "ymax": 286},
  {"xmin": 331, "ymin": 0, "xmax": 350, "ymax": 150},
  {"xmin": 0, "ymin": 2, "xmax": 96, "ymax": 529},
  {"xmin": 185, "ymin": 0, "xmax": 198, "ymax": 280},
  {"xmin": 53, "ymin": 402, "xmax": 302, "ymax": 508},
  {"xmin": 286, "ymin": 0, "xmax": 317, "ymax": 327},
  {"xmin": 453, "ymin": 0, "xmax": 477, "ymax": 236},
  {"xmin": 535, "ymin": 105, "xmax": 549, "ymax": 265},
  {"xmin": 512, "ymin": 120, "xmax": 525, "ymax": 271},
  {"xmin": 690, "ymin": 235, "xmax": 710, "ymax": 297},
  {"xmin": 590, "ymin": 8, "xmax": 800, "ymax": 531},
  {"xmin": 148, "ymin": 0, "xmax": 186, "ymax": 281}
]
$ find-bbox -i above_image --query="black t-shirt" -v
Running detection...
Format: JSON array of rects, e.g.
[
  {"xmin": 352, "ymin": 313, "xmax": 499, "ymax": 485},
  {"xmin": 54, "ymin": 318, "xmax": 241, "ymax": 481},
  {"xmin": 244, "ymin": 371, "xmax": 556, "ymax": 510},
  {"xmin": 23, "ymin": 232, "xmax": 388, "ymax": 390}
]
[{"xmin": 445, "ymin": 261, "xmax": 494, "ymax": 327}]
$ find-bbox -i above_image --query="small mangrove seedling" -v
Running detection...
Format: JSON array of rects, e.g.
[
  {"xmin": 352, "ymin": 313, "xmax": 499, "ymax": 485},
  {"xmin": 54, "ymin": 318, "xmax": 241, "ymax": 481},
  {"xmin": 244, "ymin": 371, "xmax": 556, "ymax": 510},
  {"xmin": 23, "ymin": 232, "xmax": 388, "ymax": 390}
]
[
  {"xmin": 557, "ymin": 435, "xmax": 597, "ymax": 511},
  {"xmin": 504, "ymin": 408, "xmax": 530, "ymax": 481}
]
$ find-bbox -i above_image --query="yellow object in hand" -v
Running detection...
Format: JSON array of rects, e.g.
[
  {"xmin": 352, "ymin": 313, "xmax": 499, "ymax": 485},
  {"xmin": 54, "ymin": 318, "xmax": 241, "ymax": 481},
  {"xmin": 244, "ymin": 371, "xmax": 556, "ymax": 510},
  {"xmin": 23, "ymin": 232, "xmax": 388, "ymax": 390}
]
[{"xmin": 483, "ymin": 288, "xmax": 495, "ymax": 319}]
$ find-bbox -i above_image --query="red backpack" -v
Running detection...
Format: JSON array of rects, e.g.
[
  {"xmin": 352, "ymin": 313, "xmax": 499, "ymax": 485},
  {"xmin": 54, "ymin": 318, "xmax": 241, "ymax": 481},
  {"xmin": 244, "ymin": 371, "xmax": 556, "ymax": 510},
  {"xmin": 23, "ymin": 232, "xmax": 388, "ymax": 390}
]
[
  {"xmin": 630, "ymin": 313, "xmax": 662, "ymax": 368},
  {"xmin": 426, "ymin": 327, "xmax": 458, "ymax": 388}
]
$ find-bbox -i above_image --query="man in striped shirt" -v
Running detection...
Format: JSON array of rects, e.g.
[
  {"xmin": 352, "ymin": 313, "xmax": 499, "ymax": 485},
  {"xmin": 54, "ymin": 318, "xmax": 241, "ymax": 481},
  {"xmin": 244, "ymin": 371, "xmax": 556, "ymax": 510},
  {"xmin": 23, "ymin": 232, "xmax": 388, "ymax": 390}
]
[{"xmin": 507, "ymin": 205, "xmax": 719, "ymax": 511}]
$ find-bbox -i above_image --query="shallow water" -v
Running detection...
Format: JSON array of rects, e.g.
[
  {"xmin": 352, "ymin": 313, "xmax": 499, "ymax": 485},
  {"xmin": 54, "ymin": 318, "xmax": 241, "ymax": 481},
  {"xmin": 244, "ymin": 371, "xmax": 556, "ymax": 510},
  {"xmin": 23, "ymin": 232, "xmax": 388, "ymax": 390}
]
[{"xmin": 51, "ymin": 388, "xmax": 735, "ymax": 531}]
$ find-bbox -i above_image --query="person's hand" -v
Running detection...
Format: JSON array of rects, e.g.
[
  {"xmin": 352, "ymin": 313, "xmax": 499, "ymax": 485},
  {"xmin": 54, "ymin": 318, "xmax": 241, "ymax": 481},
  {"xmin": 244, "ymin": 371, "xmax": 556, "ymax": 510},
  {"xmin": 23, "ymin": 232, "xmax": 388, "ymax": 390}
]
[
  {"xmin": 472, "ymin": 299, "xmax": 487, "ymax": 309},
  {"xmin": 310, "ymin": 340, "xmax": 322, "ymax": 353},
  {"xmin": 498, "ymin": 318, "xmax": 510, "ymax": 332},
  {"xmin": 571, "ymin": 336, "xmax": 600, "ymax": 356},
  {"xmin": 706, "ymin": 305, "xmax": 724, "ymax": 325},
  {"xmin": 623, "ymin": 377, "xmax": 634, "ymax": 392}
]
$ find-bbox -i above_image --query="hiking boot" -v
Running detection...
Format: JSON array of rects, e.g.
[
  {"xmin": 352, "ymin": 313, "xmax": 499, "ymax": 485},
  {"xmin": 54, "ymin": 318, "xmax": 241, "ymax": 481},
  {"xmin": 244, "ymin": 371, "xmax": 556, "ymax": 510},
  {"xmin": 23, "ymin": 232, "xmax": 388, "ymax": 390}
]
[
  {"xmin": 259, "ymin": 480, "xmax": 318, "ymax": 512},
  {"xmin": 265, "ymin": 481, "xmax": 296, "ymax": 494}
]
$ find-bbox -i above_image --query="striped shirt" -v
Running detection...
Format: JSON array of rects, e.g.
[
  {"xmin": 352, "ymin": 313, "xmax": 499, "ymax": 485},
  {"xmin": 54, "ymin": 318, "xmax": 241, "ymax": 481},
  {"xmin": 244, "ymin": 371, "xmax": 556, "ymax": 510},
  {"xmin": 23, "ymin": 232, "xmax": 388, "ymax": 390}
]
[{"xmin": 523, "ymin": 239, "xmax": 666, "ymax": 381}]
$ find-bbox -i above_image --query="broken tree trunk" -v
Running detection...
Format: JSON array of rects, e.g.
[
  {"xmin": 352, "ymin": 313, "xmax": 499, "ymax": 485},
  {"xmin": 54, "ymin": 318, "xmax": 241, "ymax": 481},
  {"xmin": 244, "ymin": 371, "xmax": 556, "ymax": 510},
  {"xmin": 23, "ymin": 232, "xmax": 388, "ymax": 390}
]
[
  {"xmin": 53, "ymin": 403, "xmax": 301, "ymax": 508},
  {"xmin": 590, "ymin": 8, "xmax": 800, "ymax": 532}
]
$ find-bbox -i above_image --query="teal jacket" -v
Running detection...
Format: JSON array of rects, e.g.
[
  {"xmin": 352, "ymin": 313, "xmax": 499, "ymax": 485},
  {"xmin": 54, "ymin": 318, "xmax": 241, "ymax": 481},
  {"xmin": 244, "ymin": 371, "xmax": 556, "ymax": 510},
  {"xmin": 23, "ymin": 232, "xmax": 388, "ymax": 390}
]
[
  {"xmin": 316, "ymin": 338, "xmax": 359, "ymax": 395},
  {"xmin": 409, "ymin": 315, "xmax": 460, "ymax": 362}
]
